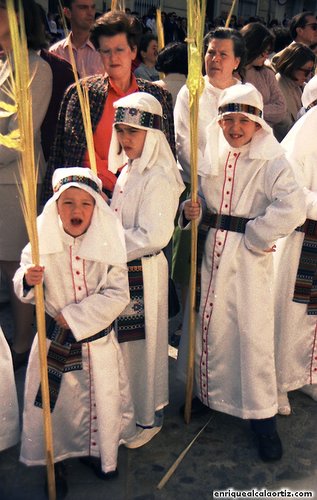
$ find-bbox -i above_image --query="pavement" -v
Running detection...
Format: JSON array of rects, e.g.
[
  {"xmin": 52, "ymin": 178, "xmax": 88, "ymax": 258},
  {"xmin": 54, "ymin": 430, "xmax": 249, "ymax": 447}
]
[{"xmin": 0, "ymin": 301, "xmax": 316, "ymax": 500}]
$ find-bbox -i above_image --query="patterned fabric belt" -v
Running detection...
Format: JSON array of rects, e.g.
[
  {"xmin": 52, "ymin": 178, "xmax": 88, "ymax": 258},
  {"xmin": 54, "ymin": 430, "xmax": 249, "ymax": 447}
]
[
  {"xmin": 296, "ymin": 219, "xmax": 317, "ymax": 236},
  {"xmin": 293, "ymin": 218, "xmax": 317, "ymax": 314},
  {"xmin": 116, "ymin": 252, "xmax": 160, "ymax": 342},
  {"xmin": 196, "ymin": 211, "xmax": 252, "ymax": 310},
  {"xmin": 117, "ymin": 259, "xmax": 145, "ymax": 343},
  {"xmin": 207, "ymin": 213, "xmax": 251, "ymax": 233},
  {"xmin": 34, "ymin": 316, "xmax": 113, "ymax": 412}
]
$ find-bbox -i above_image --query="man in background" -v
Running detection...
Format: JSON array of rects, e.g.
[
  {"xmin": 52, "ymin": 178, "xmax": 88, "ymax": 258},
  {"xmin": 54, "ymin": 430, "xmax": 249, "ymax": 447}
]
[
  {"xmin": 271, "ymin": 11, "xmax": 317, "ymax": 66},
  {"xmin": 49, "ymin": 0, "xmax": 104, "ymax": 77},
  {"xmin": 289, "ymin": 11, "xmax": 317, "ymax": 47}
]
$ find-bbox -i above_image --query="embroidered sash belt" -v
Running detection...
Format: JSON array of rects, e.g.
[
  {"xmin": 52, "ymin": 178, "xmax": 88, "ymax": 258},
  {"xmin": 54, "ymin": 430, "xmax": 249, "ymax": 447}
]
[
  {"xmin": 196, "ymin": 211, "xmax": 252, "ymax": 310},
  {"xmin": 117, "ymin": 252, "xmax": 161, "ymax": 343},
  {"xmin": 34, "ymin": 316, "xmax": 113, "ymax": 412},
  {"xmin": 293, "ymin": 219, "xmax": 317, "ymax": 314},
  {"xmin": 117, "ymin": 258, "xmax": 145, "ymax": 343}
]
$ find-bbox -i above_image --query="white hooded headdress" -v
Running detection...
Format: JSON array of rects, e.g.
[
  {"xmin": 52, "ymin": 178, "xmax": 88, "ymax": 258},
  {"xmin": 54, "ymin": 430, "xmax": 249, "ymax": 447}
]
[
  {"xmin": 203, "ymin": 83, "xmax": 284, "ymax": 176},
  {"xmin": 36, "ymin": 167, "xmax": 127, "ymax": 264},
  {"xmin": 108, "ymin": 92, "xmax": 184, "ymax": 197}
]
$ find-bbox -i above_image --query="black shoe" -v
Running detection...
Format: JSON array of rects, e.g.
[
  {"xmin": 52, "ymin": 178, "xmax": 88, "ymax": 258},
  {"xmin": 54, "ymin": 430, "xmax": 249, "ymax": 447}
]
[
  {"xmin": 256, "ymin": 431, "xmax": 283, "ymax": 462},
  {"xmin": 44, "ymin": 461, "xmax": 68, "ymax": 499},
  {"xmin": 79, "ymin": 456, "xmax": 118, "ymax": 480},
  {"xmin": 169, "ymin": 330, "xmax": 182, "ymax": 348},
  {"xmin": 179, "ymin": 397, "xmax": 210, "ymax": 417}
]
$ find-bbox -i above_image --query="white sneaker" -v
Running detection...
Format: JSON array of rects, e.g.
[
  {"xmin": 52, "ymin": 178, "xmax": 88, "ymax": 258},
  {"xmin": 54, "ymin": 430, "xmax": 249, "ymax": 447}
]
[
  {"xmin": 300, "ymin": 384, "xmax": 317, "ymax": 401},
  {"xmin": 278, "ymin": 391, "xmax": 291, "ymax": 416},
  {"xmin": 124, "ymin": 426, "xmax": 162, "ymax": 449}
]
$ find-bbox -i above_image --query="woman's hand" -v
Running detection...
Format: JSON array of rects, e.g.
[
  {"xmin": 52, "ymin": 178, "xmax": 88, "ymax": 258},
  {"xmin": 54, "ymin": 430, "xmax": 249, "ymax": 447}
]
[
  {"xmin": 25, "ymin": 265, "xmax": 44, "ymax": 286},
  {"xmin": 184, "ymin": 200, "xmax": 201, "ymax": 221}
]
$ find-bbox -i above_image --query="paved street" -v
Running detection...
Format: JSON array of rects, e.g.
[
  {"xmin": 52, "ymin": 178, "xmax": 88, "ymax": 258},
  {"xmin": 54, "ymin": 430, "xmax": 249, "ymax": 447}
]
[{"xmin": 0, "ymin": 302, "xmax": 316, "ymax": 500}]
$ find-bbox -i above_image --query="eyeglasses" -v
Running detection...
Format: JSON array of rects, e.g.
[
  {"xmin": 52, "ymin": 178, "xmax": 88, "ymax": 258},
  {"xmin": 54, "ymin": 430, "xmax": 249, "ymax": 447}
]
[
  {"xmin": 305, "ymin": 23, "xmax": 317, "ymax": 31},
  {"xmin": 297, "ymin": 67, "xmax": 314, "ymax": 76},
  {"xmin": 98, "ymin": 47, "xmax": 127, "ymax": 56}
]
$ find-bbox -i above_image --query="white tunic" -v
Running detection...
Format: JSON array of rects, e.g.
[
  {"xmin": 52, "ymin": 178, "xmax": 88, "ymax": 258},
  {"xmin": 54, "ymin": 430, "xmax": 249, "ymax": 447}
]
[
  {"xmin": 178, "ymin": 139, "xmax": 305, "ymax": 419},
  {"xmin": 0, "ymin": 327, "xmax": 19, "ymax": 452},
  {"xmin": 275, "ymin": 107, "xmax": 317, "ymax": 392},
  {"xmin": 111, "ymin": 160, "xmax": 179, "ymax": 427},
  {"xmin": 14, "ymin": 232, "xmax": 135, "ymax": 473}
]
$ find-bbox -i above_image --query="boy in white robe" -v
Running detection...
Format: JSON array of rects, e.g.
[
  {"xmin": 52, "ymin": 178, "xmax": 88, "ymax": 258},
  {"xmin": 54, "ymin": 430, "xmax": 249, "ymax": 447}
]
[
  {"xmin": 14, "ymin": 167, "xmax": 135, "ymax": 494},
  {"xmin": 275, "ymin": 75, "xmax": 317, "ymax": 415},
  {"xmin": 179, "ymin": 84, "xmax": 305, "ymax": 461},
  {"xmin": 108, "ymin": 92, "xmax": 185, "ymax": 448},
  {"xmin": 0, "ymin": 326, "xmax": 19, "ymax": 452}
]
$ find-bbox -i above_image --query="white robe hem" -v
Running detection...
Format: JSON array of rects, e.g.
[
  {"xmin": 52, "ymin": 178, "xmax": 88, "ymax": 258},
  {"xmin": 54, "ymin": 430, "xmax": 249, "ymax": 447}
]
[
  {"xmin": 20, "ymin": 452, "xmax": 117, "ymax": 473},
  {"xmin": 206, "ymin": 401, "xmax": 278, "ymax": 420},
  {"xmin": 135, "ymin": 400, "xmax": 169, "ymax": 428}
]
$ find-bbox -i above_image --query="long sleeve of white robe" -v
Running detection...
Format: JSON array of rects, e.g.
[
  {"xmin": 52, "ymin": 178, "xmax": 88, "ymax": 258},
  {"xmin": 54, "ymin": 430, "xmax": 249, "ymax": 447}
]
[
  {"xmin": 123, "ymin": 174, "xmax": 176, "ymax": 261},
  {"xmin": 244, "ymin": 157, "xmax": 306, "ymax": 252},
  {"xmin": 13, "ymin": 241, "xmax": 130, "ymax": 342}
]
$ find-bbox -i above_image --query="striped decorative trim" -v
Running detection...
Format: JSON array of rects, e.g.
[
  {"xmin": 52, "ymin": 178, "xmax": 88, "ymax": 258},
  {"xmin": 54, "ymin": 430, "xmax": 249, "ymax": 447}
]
[
  {"xmin": 34, "ymin": 318, "xmax": 113, "ymax": 412},
  {"xmin": 115, "ymin": 107, "xmax": 163, "ymax": 130},
  {"xmin": 117, "ymin": 259, "xmax": 146, "ymax": 343},
  {"xmin": 53, "ymin": 175, "xmax": 101, "ymax": 194},
  {"xmin": 293, "ymin": 219, "xmax": 317, "ymax": 314},
  {"xmin": 218, "ymin": 103, "xmax": 263, "ymax": 118}
]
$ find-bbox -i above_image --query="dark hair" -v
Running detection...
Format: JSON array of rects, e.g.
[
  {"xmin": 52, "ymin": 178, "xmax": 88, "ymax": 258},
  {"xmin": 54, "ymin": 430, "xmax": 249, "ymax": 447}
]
[
  {"xmin": 271, "ymin": 26, "xmax": 292, "ymax": 53},
  {"xmin": 268, "ymin": 19, "xmax": 279, "ymax": 28},
  {"xmin": 240, "ymin": 22, "xmax": 274, "ymax": 65},
  {"xmin": 274, "ymin": 42, "xmax": 315, "ymax": 79},
  {"xmin": 146, "ymin": 6, "xmax": 156, "ymax": 18},
  {"xmin": 204, "ymin": 27, "xmax": 245, "ymax": 71},
  {"xmin": 35, "ymin": 2, "xmax": 51, "ymax": 47},
  {"xmin": 90, "ymin": 10, "xmax": 142, "ymax": 50},
  {"xmin": 61, "ymin": 0, "xmax": 76, "ymax": 8},
  {"xmin": 0, "ymin": 0, "xmax": 47, "ymax": 49},
  {"xmin": 155, "ymin": 42, "xmax": 188, "ymax": 75},
  {"xmin": 289, "ymin": 11, "xmax": 315, "ymax": 41},
  {"xmin": 137, "ymin": 33, "xmax": 157, "ymax": 61}
]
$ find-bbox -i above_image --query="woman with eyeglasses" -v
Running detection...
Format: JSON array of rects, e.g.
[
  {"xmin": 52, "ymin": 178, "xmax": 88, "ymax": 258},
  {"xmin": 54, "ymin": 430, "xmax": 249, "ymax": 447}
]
[
  {"xmin": 42, "ymin": 10, "xmax": 175, "ymax": 202},
  {"xmin": 240, "ymin": 22, "xmax": 287, "ymax": 129},
  {"xmin": 273, "ymin": 43, "xmax": 315, "ymax": 141}
]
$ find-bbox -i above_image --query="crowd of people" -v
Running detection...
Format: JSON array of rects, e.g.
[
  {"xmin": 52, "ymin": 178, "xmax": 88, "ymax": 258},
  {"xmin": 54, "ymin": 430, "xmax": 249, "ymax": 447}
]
[{"xmin": 1, "ymin": 0, "xmax": 317, "ymax": 497}]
